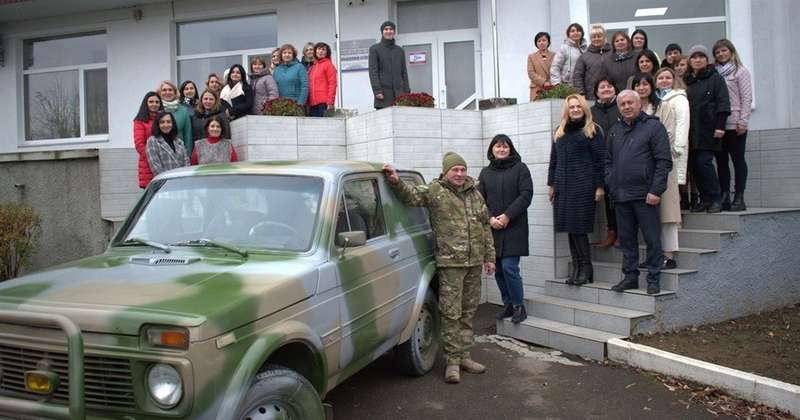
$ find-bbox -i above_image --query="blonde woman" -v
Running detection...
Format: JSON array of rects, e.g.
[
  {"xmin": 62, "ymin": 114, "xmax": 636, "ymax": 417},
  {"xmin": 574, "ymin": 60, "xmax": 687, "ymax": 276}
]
[{"xmin": 547, "ymin": 94, "xmax": 606, "ymax": 286}]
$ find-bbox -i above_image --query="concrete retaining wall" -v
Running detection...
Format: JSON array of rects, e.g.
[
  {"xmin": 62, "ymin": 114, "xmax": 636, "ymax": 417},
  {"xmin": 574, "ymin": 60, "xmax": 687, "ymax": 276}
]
[{"xmin": 0, "ymin": 151, "xmax": 114, "ymax": 274}]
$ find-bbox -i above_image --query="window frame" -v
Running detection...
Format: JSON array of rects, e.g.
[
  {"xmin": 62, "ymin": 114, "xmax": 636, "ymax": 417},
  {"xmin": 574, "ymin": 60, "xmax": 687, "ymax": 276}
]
[
  {"xmin": 19, "ymin": 31, "xmax": 109, "ymax": 145},
  {"xmin": 332, "ymin": 173, "xmax": 389, "ymax": 249},
  {"xmin": 174, "ymin": 13, "xmax": 278, "ymax": 85}
]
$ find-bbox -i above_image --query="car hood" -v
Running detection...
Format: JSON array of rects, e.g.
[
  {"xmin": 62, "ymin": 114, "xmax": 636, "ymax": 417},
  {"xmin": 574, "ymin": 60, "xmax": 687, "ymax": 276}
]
[{"xmin": 0, "ymin": 249, "xmax": 321, "ymax": 341}]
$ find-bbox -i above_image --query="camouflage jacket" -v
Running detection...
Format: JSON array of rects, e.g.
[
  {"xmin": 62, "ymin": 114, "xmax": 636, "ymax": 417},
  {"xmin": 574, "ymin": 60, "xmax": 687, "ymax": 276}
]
[{"xmin": 390, "ymin": 176, "xmax": 495, "ymax": 267}]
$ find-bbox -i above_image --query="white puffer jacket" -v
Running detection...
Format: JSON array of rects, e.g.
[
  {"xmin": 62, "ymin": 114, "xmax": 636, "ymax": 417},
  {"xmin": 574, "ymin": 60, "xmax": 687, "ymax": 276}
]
[
  {"xmin": 549, "ymin": 39, "xmax": 586, "ymax": 85},
  {"xmin": 661, "ymin": 89, "xmax": 690, "ymax": 185}
]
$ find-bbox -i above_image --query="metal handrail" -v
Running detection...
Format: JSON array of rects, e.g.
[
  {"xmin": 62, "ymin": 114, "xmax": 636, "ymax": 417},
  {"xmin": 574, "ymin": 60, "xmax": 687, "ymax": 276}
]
[{"xmin": 0, "ymin": 310, "xmax": 85, "ymax": 420}]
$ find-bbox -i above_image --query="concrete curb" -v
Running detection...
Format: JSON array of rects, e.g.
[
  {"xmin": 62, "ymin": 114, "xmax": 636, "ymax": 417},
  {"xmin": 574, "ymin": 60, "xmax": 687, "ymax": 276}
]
[{"xmin": 607, "ymin": 338, "xmax": 800, "ymax": 416}]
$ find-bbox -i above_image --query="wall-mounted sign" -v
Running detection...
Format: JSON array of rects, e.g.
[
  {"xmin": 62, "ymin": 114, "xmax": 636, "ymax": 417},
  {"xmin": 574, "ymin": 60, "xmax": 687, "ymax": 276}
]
[
  {"xmin": 339, "ymin": 38, "xmax": 374, "ymax": 72},
  {"xmin": 408, "ymin": 51, "xmax": 427, "ymax": 65}
]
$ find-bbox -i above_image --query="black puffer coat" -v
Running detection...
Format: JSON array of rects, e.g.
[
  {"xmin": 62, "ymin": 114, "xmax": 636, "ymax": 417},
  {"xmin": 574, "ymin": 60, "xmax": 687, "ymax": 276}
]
[
  {"xmin": 603, "ymin": 51, "xmax": 638, "ymax": 93},
  {"xmin": 591, "ymin": 98, "xmax": 621, "ymax": 139},
  {"xmin": 478, "ymin": 138, "xmax": 533, "ymax": 258},
  {"xmin": 547, "ymin": 119, "xmax": 606, "ymax": 234},
  {"xmin": 685, "ymin": 66, "xmax": 731, "ymax": 152}
]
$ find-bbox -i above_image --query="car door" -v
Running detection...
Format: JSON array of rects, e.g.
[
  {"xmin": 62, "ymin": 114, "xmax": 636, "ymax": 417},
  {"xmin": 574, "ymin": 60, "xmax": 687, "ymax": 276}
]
[{"xmin": 334, "ymin": 175, "xmax": 400, "ymax": 369}]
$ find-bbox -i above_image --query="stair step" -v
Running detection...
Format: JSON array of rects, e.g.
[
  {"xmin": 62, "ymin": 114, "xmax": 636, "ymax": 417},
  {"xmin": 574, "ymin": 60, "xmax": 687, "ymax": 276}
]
[
  {"xmin": 546, "ymin": 279, "xmax": 675, "ymax": 313},
  {"xmin": 678, "ymin": 228, "xmax": 737, "ymax": 250},
  {"xmin": 568, "ymin": 261, "xmax": 696, "ymax": 291},
  {"xmin": 497, "ymin": 316, "xmax": 624, "ymax": 361},
  {"xmin": 591, "ymin": 245, "xmax": 716, "ymax": 270},
  {"xmin": 680, "ymin": 212, "xmax": 742, "ymax": 230},
  {"xmin": 525, "ymin": 293, "xmax": 652, "ymax": 335}
]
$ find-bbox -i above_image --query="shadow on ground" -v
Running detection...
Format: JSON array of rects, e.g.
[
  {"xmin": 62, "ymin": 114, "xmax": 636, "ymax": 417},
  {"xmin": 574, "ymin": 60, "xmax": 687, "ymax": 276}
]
[{"xmin": 325, "ymin": 303, "xmax": 735, "ymax": 420}]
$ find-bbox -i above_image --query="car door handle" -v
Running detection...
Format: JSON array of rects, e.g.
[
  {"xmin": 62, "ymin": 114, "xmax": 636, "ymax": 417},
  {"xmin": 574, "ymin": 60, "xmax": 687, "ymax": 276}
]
[{"xmin": 388, "ymin": 248, "xmax": 400, "ymax": 259}]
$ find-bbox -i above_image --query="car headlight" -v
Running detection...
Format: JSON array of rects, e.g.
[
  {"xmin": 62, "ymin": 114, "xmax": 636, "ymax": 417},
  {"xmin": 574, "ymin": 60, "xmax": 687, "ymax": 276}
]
[{"xmin": 147, "ymin": 363, "xmax": 183, "ymax": 408}]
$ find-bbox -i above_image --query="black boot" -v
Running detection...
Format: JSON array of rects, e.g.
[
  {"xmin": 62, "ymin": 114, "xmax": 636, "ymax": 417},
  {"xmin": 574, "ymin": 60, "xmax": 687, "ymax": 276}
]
[
  {"xmin": 690, "ymin": 193, "xmax": 699, "ymax": 208},
  {"xmin": 574, "ymin": 235, "xmax": 593, "ymax": 286},
  {"xmin": 680, "ymin": 191, "xmax": 690, "ymax": 210},
  {"xmin": 566, "ymin": 235, "xmax": 579, "ymax": 285},
  {"xmin": 611, "ymin": 277, "xmax": 639, "ymax": 292},
  {"xmin": 720, "ymin": 192, "xmax": 731, "ymax": 211},
  {"xmin": 730, "ymin": 192, "xmax": 747, "ymax": 211},
  {"xmin": 511, "ymin": 305, "xmax": 527, "ymax": 324},
  {"xmin": 691, "ymin": 199, "xmax": 708, "ymax": 213},
  {"xmin": 496, "ymin": 304, "xmax": 514, "ymax": 320},
  {"xmin": 707, "ymin": 201, "xmax": 722, "ymax": 213}
]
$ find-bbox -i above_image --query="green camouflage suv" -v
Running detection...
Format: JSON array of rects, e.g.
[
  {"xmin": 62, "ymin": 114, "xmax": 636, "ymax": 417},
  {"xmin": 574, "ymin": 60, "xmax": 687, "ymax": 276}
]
[{"xmin": 0, "ymin": 161, "xmax": 440, "ymax": 419}]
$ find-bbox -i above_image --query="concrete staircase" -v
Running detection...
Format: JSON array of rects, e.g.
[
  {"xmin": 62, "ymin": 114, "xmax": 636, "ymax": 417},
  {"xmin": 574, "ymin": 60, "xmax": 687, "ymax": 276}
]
[{"xmin": 498, "ymin": 208, "xmax": 800, "ymax": 361}]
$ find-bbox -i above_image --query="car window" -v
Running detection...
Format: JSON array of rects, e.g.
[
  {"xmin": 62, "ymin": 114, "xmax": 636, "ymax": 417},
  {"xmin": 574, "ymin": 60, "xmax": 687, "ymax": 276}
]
[
  {"xmin": 399, "ymin": 173, "xmax": 431, "ymax": 229},
  {"xmin": 122, "ymin": 175, "xmax": 323, "ymax": 252},
  {"xmin": 335, "ymin": 178, "xmax": 386, "ymax": 240}
]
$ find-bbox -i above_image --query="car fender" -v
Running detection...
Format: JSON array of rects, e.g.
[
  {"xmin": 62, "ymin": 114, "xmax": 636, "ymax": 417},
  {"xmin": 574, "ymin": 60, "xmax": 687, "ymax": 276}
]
[
  {"xmin": 397, "ymin": 260, "xmax": 438, "ymax": 344},
  {"xmin": 214, "ymin": 321, "xmax": 327, "ymax": 419}
]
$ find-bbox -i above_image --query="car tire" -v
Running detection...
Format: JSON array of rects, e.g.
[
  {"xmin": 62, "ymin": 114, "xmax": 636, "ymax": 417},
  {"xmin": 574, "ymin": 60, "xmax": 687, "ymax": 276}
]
[
  {"xmin": 394, "ymin": 288, "xmax": 440, "ymax": 376},
  {"xmin": 237, "ymin": 364, "xmax": 325, "ymax": 420}
]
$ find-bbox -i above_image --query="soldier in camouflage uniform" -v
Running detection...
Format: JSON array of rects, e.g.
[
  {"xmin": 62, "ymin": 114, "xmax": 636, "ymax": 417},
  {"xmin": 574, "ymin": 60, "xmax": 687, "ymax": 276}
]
[{"xmin": 384, "ymin": 152, "xmax": 496, "ymax": 384}]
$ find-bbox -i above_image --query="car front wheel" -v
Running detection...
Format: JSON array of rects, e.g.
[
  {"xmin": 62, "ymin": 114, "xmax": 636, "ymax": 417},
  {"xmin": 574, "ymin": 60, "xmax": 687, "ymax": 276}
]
[
  {"xmin": 394, "ymin": 288, "xmax": 440, "ymax": 376},
  {"xmin": 237, "ymin": 364, "xmax": 324, "ymax": 420}
]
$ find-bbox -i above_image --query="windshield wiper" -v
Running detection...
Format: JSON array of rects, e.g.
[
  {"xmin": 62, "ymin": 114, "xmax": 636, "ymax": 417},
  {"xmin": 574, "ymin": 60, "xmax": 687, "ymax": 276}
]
[
  {"xmin": 119, "ymin": 237, "xmax": 172, "ymax": 253},
  {"xmin": 171, "ymin": 238, "xmax": 248, "ymax": 257}
]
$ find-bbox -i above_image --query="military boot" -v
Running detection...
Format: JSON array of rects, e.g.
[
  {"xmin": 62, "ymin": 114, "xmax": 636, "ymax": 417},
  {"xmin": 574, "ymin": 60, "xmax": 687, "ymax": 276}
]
[
  {"xmin": 460, "ymin": 357, "xmax": 486, "ymax": 374},
  {"xmin": 445, "ymin": 364, "xmax": 461, "ymax": 383}
]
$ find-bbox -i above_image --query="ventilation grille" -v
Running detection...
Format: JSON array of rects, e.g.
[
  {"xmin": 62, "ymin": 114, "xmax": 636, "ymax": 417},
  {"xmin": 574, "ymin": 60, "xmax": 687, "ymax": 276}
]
[
  {"xmin": 0, "ymin": 343, "xmax": 136, "ymax": 409},
  {"xmin": 129, "ymin": 255, "xmax": 199, "ymax": 266}
]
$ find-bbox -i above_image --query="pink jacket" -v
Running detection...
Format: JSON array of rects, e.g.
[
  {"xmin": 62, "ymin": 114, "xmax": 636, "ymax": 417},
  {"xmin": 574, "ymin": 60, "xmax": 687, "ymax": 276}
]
[{"xmin": 721, "ymin": 65, "xmax": 752, "ymax": 129}]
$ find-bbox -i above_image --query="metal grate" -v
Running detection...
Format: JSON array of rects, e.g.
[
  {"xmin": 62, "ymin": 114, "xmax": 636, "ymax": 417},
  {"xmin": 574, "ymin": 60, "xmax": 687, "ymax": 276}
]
[
  {"xmin": 129, "ymin": 255, "xmax": 199, "ymax": 266},
  {"xmin": 0, "ymin": 344, "xmax": 136, "ymax": 409}
]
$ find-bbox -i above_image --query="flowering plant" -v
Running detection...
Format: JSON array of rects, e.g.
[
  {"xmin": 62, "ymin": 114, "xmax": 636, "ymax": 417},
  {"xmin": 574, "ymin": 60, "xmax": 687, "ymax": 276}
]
[
  {"xmin": 262, "ymin": 98, "xmax": 306, "ymax": 116},
  {"xmin": 537, "ymin": 83, "xmax": 577, "ymax": 100},
  {"xmin": 391, "ymin": 92, "xmax": 435, "ymax": 107}
]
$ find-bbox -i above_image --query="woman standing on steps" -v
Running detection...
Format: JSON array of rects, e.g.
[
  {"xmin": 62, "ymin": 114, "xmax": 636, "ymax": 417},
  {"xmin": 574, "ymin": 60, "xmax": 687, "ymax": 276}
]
[
  {"xmin": 591, "ymin": 77, "xmax": 622, "ymax": 249},
  {"xmin": 548, "ymin": 94, "xmax": 606, "ymax": 286},
  {"xmin": 713, "ymin": 39, "xmax": 752, "ymax": 211},
  {"xmin": 479, "ymin": 134, "xmax": 534, "ymax": 324}
]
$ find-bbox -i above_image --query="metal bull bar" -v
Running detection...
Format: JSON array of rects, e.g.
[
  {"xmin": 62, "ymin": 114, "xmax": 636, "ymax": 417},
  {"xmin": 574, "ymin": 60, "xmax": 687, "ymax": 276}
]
[{"xmin": 0, "ymin": 310, "xmax": 85, "ymax": 420}]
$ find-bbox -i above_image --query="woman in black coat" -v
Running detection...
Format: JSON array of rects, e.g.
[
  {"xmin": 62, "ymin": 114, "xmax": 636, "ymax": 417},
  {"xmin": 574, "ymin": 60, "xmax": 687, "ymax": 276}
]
[
  {"xmin": 478, "ymin": 134, "xmax": 533, "ymax": 323},
  {"xmin": 590, "ymin": 77, "xmax": 621, "ymax": 248},
  {"xmin": 685, "ymin": 45, "xmax": 731, "ymax": 213},
  {"xmin": 548, "ymin": 94, "xmax": 606, "ymax": 286}
]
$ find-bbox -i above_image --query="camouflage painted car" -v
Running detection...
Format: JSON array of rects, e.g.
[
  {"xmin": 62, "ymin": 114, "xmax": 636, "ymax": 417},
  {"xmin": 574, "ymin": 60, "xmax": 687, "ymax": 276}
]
[{"xmin": 0, "ymin": 161, "xmax": 440, "ymax": 419}]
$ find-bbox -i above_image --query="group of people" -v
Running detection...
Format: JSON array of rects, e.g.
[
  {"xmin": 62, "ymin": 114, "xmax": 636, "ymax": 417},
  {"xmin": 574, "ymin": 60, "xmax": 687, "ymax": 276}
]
[
  {"xmin": 132, "ymin": 42, "xmax": 339, "ymax": 187},
  {"xmin": 529, "ymin": 23, "xmax": 751, "ymax": 288}
]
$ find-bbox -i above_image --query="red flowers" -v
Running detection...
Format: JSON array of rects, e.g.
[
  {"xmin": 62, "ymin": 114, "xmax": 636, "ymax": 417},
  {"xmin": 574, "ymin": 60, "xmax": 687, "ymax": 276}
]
[
  {"xmin": 391, "ymin": 92, "xmax": 435, "ymax": 107},
  {"xmin": 262, "ymin": 98, "xmax": 306, "ymax": 116}
]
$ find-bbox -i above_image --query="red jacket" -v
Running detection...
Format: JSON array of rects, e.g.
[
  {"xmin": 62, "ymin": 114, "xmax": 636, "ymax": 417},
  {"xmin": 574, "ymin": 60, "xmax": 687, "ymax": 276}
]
[
  {"xmin": 133, "ymin": 116, "xmax": 155, "ymax": 188},
  {"xmin": 308, "ymin": 57, "xmax": 337, "ymax": 106}
]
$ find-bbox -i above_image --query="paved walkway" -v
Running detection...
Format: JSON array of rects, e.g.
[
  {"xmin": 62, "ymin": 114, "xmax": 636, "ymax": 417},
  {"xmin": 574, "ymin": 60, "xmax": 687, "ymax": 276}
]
[{"xmin": 325, "ymin": 304, "xmax": 733, "ymax": 419}]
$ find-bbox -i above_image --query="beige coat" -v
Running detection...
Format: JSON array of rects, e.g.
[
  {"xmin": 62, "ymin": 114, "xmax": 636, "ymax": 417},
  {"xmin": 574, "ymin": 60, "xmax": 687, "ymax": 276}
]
[
  {"xmin": 660, "ymin": 89, "xmax": 690, "ymax": 185},
  {"xmin": 645, "ymin": 100, "xmax": 681, "ymax": 224},
  {"xmin": 527, "ymin": 50, "xmax": 554, "ymax": 101}
]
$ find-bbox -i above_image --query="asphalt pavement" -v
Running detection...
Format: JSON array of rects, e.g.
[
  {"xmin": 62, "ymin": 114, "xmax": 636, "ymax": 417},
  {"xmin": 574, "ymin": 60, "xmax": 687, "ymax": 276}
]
[{"xmin": 325, "ymin": 303, "xmax": 734, "ymax": 420}]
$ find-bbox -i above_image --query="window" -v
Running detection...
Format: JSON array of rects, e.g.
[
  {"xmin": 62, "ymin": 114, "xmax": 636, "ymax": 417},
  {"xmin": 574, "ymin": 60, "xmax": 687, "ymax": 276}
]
[
  {"xmin": 590, "ymin": 0, "xmax": 727, "ymax": 59},
  {"xmin": 336, "ymin": 179, "xmax": 386, "ymax": 241},
  {"xmin": 176, "ymin": 14, "xmax": 278, "ymax": 85},
  {"xmin": 397, "ymin": 0, "xmax": 478, "ymax": 34},
  {"xmin": 22, "ymin": 32, "xmax": 108, "ymax": 141}
]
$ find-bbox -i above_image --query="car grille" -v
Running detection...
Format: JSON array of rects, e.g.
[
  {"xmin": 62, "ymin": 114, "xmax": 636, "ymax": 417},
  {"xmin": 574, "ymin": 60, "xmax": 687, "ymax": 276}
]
[{"xmin": 0, "ymin": 343, "xmax": 136, "ymax": 409}]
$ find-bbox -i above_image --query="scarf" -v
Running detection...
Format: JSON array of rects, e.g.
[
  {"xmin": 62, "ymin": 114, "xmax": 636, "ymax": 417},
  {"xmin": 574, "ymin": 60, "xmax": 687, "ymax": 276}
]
[
  {"xmin": 206, "ymin": 136, "xmax": 221, "ymax": 144},
  {"xmin": 716, "ymin": 61, "xmax": 736, "ymax": 78},
  {"xmin": 162, "ymin": 99, "xmax": 180, "ymax": 113},
  {"xmin": 220, "ymin": 82, "xmax": 245, "ymax": 106},
  {"xmin": 182, "ymin": 97, "xmax": 196, "ymax": 108},
  {"xmin": 656, "ymin": 88, "xmax": 671, "ymax": 100},
  {"xmin": 249, "ymin": 68, "xmax": 270, "ymax": 83}
]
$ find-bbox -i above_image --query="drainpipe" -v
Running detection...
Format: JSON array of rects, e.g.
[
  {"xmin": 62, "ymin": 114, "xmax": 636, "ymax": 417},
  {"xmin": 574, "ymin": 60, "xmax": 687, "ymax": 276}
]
[
  {"xmin": 491, "ymin": 0, "xmax": 500, "ymax": 97},
  {"xmin": 334, "ymin": 0, "xmax": 343, "ymax": 109}
]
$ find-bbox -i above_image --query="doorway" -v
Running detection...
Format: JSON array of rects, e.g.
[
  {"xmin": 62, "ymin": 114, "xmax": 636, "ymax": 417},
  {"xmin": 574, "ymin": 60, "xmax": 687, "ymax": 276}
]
[{"xmin": 398, "ymin": 29, "xmax": 481, "ymax": 110}]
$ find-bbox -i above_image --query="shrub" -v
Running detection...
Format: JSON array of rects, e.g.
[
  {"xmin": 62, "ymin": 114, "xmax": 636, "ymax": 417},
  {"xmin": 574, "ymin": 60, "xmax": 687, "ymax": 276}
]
[
  {"xmin": 391, "ymin": 92, "xmax": 435, "ymax": 107},
  {"xmin": 263, "ymin": 98, "xmax": 306, "ymax": 116},
  {"xmin": 0, "ymin": 204, "xmax": 41, "ymax": 281},
  {"xmin": 537, "ymin": 83, "xmax": 577, "ymax": 100}
]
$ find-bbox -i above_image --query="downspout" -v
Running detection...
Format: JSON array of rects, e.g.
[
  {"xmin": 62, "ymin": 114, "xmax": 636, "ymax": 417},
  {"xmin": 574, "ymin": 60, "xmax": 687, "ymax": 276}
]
[
  {"xmin": 491, "ymin": 0, "xmax": 500, "ymax": 97},
  {"xmin": 334, "ymin": 0, "xmax": 343, "ymax": 109}
]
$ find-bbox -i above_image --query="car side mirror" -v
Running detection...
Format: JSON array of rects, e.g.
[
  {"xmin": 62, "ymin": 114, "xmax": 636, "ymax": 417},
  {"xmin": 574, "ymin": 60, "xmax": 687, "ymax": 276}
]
[{"xmin": 336, "ymin": 231, "xmax": 367, "ymax": 248}]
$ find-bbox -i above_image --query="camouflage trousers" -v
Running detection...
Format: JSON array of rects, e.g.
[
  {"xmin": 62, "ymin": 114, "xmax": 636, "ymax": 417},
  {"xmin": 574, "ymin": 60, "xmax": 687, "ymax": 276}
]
[{"xmin": 438, "ymin": 265, "xmax": 482, "ymax": 365}]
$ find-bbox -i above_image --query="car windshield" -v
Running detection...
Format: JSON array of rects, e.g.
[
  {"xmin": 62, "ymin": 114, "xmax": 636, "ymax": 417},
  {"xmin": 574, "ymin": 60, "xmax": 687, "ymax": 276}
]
[{"xmin": 120, "ymin": 175, "xmax": 324, "ymax": 252}]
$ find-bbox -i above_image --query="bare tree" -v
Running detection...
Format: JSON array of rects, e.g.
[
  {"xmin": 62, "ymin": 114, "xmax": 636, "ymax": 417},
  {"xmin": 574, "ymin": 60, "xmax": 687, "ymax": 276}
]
[{"xmin": 27, "ymin": 75, "xmax": 80, "ymax": 140}]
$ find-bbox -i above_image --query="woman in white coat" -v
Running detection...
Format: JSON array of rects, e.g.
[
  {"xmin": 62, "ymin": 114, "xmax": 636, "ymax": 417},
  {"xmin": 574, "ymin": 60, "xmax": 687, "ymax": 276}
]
[
  {"xmin": 655, "ymin": 67, "xmax": 689, "ymax": 268},
  {"xmin": 549, "ymin": 23, "xmax": 587, "ymax": 86}
]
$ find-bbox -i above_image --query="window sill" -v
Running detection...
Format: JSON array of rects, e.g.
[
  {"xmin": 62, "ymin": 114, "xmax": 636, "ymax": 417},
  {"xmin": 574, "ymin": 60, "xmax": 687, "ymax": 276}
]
[
  {"xmin": 0, "ymin": 148, "xmax": 99, "ymax": 163},
  {"xmin": 18, "ymin": 136, "xmax": 110, "ymax": 148}
]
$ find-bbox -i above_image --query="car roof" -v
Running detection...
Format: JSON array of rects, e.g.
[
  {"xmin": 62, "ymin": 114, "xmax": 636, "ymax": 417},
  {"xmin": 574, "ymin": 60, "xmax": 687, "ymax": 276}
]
[{"xmin": 154, "ymin": 160, "xmax": 400, "ymax": 181}]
